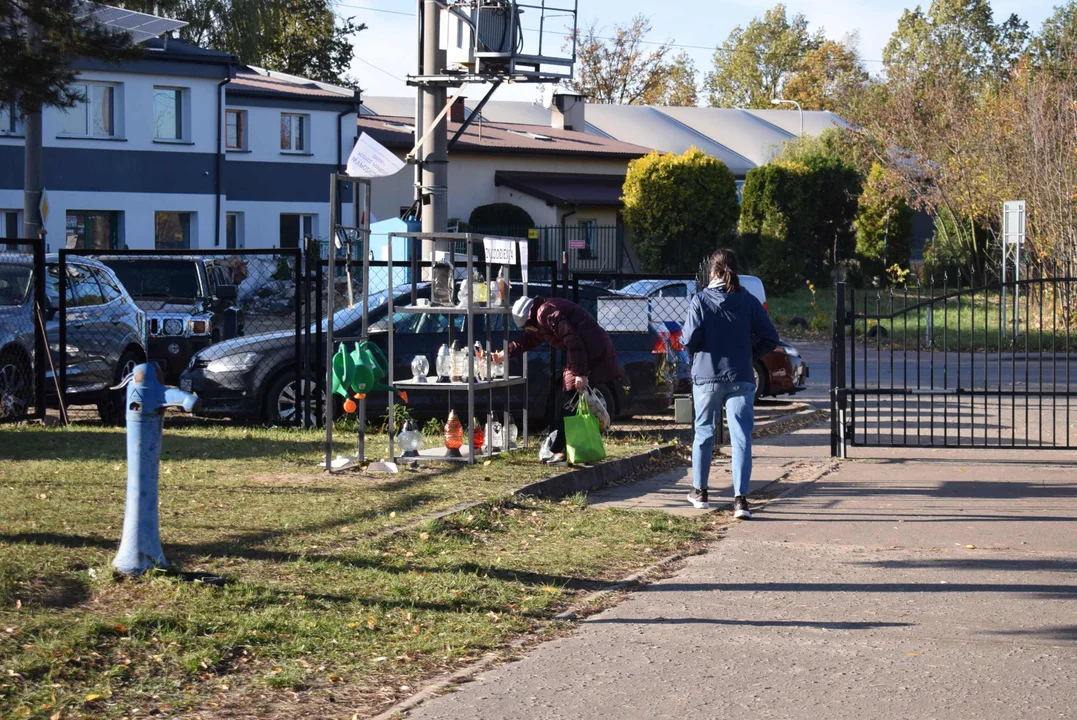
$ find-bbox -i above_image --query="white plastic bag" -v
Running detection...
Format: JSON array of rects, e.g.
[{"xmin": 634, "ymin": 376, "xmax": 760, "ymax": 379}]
[
  {"xmin": 586, "ymin": 389, "xmax": 611, "ymax": 433},
  {"xmin": 539, "ymin": 430, "xmax": 559, "ymax": 462}
]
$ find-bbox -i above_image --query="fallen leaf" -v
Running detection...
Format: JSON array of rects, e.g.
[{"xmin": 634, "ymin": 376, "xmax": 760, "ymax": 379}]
[
  {"xmin": 329, "ymin": 675, "xmax": 343, "ymax": 682},
  {"xmin": 419, "ymin": 532, "xmax": 429, "ymax": 540},
  {"xmin": 372, "ymin": 656, "xmax": 389, "ymax": 663},
  {"xmin": 389, "ymin": 511, "xmax": 397, "ymax": 518},
  {"xmin": 908, "ymin": 652, "xmax": 919, "ymax": 657},
  {"xmin": 84, "ymin": 694, "xmax": 101, "ymax": 702},
  {"xmin": 965, "ymin": 544, "xmax": 976, "ymax": 549}
]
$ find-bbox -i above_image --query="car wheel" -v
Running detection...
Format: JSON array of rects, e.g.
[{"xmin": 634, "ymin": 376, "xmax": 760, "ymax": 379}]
[
  {"xmin": 98, "ymin": 349, "xmax": 142, "ymax": 425},
  {"xmin": 753, "ymin": 361, "xmax": 769, "ymax": 403},
  {"xmin": 0, "ymin": 350, "xmax": 32, "ymax": 420},
  {"xmin": 263, "ymin": 372, "xmax": 325, "ymax": 427}
]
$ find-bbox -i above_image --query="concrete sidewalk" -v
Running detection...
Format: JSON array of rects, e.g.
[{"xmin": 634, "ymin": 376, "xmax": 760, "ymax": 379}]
[{"xmin": 403, "ymin": 432, "xmax": 1077, "ymax": 719}]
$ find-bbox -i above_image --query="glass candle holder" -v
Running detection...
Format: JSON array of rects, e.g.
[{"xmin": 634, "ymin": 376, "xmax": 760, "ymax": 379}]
[
  {"xmin": 444, "ymin": 410, "xmax": 464, "ymax": 457},
  {"xmin": 397, "ymin": 420, "xmax": 423, "ymax": 457}
]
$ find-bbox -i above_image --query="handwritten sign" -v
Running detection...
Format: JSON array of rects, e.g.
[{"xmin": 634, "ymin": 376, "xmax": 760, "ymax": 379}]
[
  {"xmin": 346, "ymin": 133, "xmax": 406, "ymax": 178},
  {"xmin": 483, "ymin": 236, "xmax": 517, "ymax": 265}
]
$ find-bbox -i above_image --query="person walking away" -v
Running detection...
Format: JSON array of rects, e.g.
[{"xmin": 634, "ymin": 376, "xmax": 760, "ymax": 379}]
[
  {"xmin": 492, "ymin": 295, "xmax": 621, "ymax": 464},
  {"xmin": 682, "ymin": 249, "xmax": 779, "ymax": 517}
]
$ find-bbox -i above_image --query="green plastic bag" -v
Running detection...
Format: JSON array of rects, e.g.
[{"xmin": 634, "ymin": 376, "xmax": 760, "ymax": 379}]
[{"xmin": 565, "ymin": 393, "xmax": 606, "ymax": 465}]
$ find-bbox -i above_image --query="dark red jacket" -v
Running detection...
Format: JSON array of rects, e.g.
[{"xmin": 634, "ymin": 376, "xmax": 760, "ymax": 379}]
[{"xmin": 508, "ymin": 296, "xmax": 622, "ymax": 392}]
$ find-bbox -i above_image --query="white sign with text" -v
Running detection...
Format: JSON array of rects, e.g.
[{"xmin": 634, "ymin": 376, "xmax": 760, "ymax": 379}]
[{"xmin": 346, "ymin": 133, "xmax": 406, "ymax": 178}]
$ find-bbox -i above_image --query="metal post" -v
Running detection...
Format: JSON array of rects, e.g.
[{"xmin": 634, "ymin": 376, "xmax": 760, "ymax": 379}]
[
  {"xmin": 420, "ymin": 0, "xmax": 449, "ymax": 259},
  {"xmin": 325, "ymin": 178, "xmax": 338, "ymax": 470},
  {"xmin": 22, "ymin": 110, "xmax": 43, "ymax": 240},
  {"xmin": 832, "ymin": 283, "xmax": 847, "ymax": 458}
]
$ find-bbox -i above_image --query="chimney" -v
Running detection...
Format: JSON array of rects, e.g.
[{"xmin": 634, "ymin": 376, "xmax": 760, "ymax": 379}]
[
  {"xmin": 450, "ymin": 96, "xmax": 467, "ymax": 123},
  {"xmin": 552, "ymin": 92, "xmax": 585, "ymax": 132}
]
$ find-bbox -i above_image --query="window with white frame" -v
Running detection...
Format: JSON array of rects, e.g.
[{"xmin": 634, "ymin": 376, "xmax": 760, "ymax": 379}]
[
  {"xmin": 280, "ymin": 113, "xmax": 309, "ymax": 153},
  {"xmin": 155, "ymin": 211, "xmax": 194, "ymax": 250},
  {"xmin": 0, "ymin": 105, "xmax": 22, "ymax": 136},
  {"xmin": 1, "ymin": 210, "xmax": 22, "ymax": 239},
  {"xmin": 225, "ymin": 212, "xmax": 244, "ymax": 249},
  {"xmin": 57, "ymin": 83, "xmax": 120, "ymax": 138},
  {"xmin": 153, "ymin": 86, "xmax": 189, "ymax": 141},
  {"xmin": 225, "ymin": 109, "xmax": 247, "ymax": 150},
  {"xmin": 279, "ymin": 214, "xmax": 313, "ymax": 249}
]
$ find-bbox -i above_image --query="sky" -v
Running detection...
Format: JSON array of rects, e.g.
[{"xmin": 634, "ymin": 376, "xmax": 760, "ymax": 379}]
[{"xmin": 339, "ymin": 0, "xmax": 1065, "ymax": 102}]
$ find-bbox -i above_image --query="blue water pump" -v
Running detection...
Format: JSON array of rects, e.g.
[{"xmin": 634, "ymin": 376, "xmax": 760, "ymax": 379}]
[{"xmin": 112, "ymin": 363, "xmax": 200, "ymax": 576}]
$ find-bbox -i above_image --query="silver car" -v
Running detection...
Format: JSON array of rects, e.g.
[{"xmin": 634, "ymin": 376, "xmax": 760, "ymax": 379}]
[{"xmin": 0, "ymin": 254, "xmax": 147, "ymax": 422}]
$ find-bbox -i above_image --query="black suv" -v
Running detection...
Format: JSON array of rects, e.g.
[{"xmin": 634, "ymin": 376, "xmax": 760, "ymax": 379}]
[{"xmin": 101, "ymin": 256, "xmax": 243, "ymax": 382}]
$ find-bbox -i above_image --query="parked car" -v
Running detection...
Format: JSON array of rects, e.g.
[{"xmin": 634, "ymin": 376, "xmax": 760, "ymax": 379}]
[
  {"xmin": 100, "ymin": 256, "xmax": 242, "ymax": 382},
  {"xmin": 0, "ymin": 254, "xmax": 147, "ymax": 422},
  {"xmin": 619, "ymin": 276, "xmax": 808, "ymax": 400},
  {"xmin": 179, "ymin": 283, "xmax": 676, "ymax": 427}
]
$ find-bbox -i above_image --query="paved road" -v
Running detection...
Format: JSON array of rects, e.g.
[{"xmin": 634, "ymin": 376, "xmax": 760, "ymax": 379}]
[{"xmin": 404, "ymin": 432, "xmax": 1077, "ymax": 720}]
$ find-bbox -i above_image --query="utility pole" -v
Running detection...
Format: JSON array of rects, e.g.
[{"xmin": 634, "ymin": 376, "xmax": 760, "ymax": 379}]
[
  {"xmin": 419, "ymin": 0, "xmax": 448, "ymax": 258},
  {"xmin": 22, "ymin": 30, "xmax": 43, "ymax": 241}
]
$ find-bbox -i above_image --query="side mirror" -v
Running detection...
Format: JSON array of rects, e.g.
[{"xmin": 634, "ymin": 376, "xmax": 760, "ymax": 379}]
[
  {"xmin": 215, "ymin": 284, "xmax": 238, "ymax": 301},
  {"xmin": 42, "ymin": 295, "xmax": 57, "ymax": 322}
]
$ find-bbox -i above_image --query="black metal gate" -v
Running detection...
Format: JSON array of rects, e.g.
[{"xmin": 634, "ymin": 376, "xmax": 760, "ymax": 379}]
[
  {"xmin": 0, "ymin": 238, "xmax": 47, "ymax": 424},
  {"xmin": 831, "ymin": 276, "xmax": 1077, "ymax": 456}
]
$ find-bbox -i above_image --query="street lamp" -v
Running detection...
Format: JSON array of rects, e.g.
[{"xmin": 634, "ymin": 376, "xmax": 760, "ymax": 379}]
[{"xmin": 771, "ymin": 98, "xmax": 804, "ymax": 137}]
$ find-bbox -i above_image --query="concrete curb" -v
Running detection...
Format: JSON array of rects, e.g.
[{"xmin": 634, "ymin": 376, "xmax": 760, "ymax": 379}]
[{"xmin": 513, "ymin": 444, "xmax": 679, "ymax": 499}]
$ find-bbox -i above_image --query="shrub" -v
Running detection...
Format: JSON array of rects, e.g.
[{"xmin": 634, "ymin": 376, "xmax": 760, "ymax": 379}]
[
  {"xmin": 622, "ymin": 147, "xmax": 740, "ymax": 273},
  {"xmin": 468, "ymin": 203, "xmax": 535, "ymax": 230},
  {"xmin": 854, "ymin": 164, "xmax": 913, "ymax": 284}
]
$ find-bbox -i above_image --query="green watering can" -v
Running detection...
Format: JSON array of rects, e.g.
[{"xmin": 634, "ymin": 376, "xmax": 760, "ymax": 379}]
[{"xmin": 332, "ymin": 340, "xmax": 407, "ymax": 401}]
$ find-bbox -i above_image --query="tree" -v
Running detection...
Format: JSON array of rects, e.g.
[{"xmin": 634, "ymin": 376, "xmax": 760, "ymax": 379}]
[
  {"xmin": 118, "ymin": 0, "xmax": 364, "ymax": 85},
  {"xmin": 643, "ymin": 52, "xmax": 698, "ymax": 107},
  {"xmin": 1, "ymin": 1, "xmax": 140, "ymax": 115},
  {"xmin": 621, "ymin": 148, "xmax": 739, "ymax": 273},
  {"xmin": 854, "ymin": 164, "xmax": 914, "ymax": 282},
  {"xmin": 782, "ymin": 37, "xmax": 867, "ymax": 113},
  {"xmin": 704, "ymin": 4, "xmax": 822, "ymax": 109},
  {"xmin": 564, "ymin": 15, "xmax": 672, "ymax": 105},
  {"xmin": 882, "ymin": 0, "xmax": 1028, "ymax": 82},
  {"xmin": 1031, "ymin": 1, "xmax": 1077, "ymax": 67}
]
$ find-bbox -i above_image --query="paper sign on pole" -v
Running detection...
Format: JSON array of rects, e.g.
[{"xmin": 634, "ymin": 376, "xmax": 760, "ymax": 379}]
[
  {"xmin": 346, "ymin": 133, "xmax": 406, "ymax": 178},
  {"xmin": 483, "ymin": 236, "xmax": 517, "ymax": 265},
  {"xmin": 1003, "ymin": 200, "xmax": 1025, "ymax": 246}
]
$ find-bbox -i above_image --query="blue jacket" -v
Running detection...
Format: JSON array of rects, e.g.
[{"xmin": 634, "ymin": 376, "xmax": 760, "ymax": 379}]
[{"xmin": 682, "ymin": 287, "xmax": 780, "ymax": 385}]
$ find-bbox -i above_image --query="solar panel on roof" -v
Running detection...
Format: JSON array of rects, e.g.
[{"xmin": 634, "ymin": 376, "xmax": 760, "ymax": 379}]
[{"xmin": 78, "ymin": 2, "xmax": 187, "ymax": 44}]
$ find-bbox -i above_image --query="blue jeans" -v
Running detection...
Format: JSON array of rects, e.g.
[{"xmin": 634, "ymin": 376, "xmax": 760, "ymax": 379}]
[{"xmin": 692, "ymin": 381, "xmax": 756, "ymax": 497}]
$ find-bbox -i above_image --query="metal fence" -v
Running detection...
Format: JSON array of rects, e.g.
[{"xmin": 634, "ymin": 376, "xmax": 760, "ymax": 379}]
[
  {"xmin": 475, "ymin": 226, "xmax": 628, "ymax": 276},
  {"xmin": 831, "ymin": 273, "xmax": 1077, "ymax": 455},
  {"xmin": 55, "ymin": 247, "xmax": 314, "ymax": 426},
  {"xmin": 0, "ymin": 238, "xmax": 47, "ymax": 425}
]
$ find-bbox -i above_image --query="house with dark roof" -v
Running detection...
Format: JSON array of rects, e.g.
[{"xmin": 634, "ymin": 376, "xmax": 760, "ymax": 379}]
[
  {"xmin": 0, "ymin": 37, "xmax": 360, "ymax": 251},
  {"xmin": 357, "ymin": 99, "xmax": 650, "ymax": 233}
]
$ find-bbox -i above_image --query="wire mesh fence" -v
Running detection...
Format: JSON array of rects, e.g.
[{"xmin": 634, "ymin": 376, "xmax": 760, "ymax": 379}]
[
  {"xmin": 0, "ymin": 239, "xmax": 46, "ymax": 424},
  {"xmin": 56, "ymin": 248, "xmax": 311, "ymax": 426}
]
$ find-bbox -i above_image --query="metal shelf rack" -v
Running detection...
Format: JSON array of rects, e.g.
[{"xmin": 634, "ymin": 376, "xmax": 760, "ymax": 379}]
[{"xmin": 386, "ymin": 232, "xmax": 529, "ymax": 464}]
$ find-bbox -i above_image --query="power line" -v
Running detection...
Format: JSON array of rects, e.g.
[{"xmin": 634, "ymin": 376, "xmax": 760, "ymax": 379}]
[{"xmin": 353, "ymin": 54, "xmax": 405, "ymax": 82}]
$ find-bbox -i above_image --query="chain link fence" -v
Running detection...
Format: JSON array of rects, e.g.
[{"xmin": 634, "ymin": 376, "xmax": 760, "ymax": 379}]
[
  {"xmin": 55, "ymin": 248, "xmax": 312, "ymax": 426},
  {"xmin": 0, "ymin": 239, "xmax": 47, "ymax": 424}
]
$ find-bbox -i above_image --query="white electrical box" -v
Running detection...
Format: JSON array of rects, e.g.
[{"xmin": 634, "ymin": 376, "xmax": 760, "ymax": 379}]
[{"xmin": 440, "ymin": 2, "xmax": 517, "ymax": 69}]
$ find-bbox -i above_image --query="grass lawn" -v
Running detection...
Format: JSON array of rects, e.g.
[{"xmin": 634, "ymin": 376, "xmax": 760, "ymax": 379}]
[
  {"xmin": 0, "ymin": 425, "xmax": 707, "ymax": 719},
  {"xmin": 768, "ymin": 285, "xmax": 1076, "ymax": 352}
]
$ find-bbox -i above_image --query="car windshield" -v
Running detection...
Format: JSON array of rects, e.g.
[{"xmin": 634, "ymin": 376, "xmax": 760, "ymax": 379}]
[
  {"xmin": 0, "ymin": 264, "xmax": 31, "ymax": 306},
  {"xmin": 103, "ymin": 260, "xmax": 202, "ymax": 299}
]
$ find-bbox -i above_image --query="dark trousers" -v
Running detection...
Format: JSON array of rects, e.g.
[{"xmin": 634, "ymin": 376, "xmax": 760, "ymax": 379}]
[{"xmin": 551, "ymin": 386, "xmax": 577, "ymax": 454}]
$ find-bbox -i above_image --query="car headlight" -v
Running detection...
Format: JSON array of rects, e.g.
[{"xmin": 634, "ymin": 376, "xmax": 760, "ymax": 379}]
[
  {"xmin": 206, "ymin": 352, "xmax": 260, "ymax": 374},
  {"xmin": 163, "ymin": 318, "xmax": 185, "ymax": 336},
  {"xmin": 189, "ymin": 317, "xmax": 212, "ymax": 336}
]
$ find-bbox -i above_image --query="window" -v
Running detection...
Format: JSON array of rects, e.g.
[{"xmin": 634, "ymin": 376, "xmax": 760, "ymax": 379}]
[
  {"xmin": 279, "ymin": 214, "xmax": 313, "ymax": 249},
  {"xmin": 225, "ymin": 109, "xmax": 247, "ymax": 150},
  {"xmin": 1, "ymin": 211, "xmax": 21, "ymax": 239},
  {"xmin": 65, "ymin": 211, "xmax": 121, "ymax": 250},
  {"xmin": 226, "ymin": 212, "xmax": 243, "ymax": 249},
  {"xmin": 656, "ymin": 284, "xmax": 688, "ymax": 298},
  {"xmin": 0, "ymin": 105, "xmax": 21, "ymax": 136},
  {"xmin": 93, "ymin": 268, "xmax": 125, "ymax": 303},
  {"xmin": 67, "ymin": 264, "xmax": 105, "ymax": 307},
  {"xmin": 58, "ymin": 83, "xmax": 118, "ymax": 138},
  {"xmin": 155, "ymin": 212, "xmax": 193, "ymax": 250},
  {"xmin": 153, "ymin": 86, "xmax": 188, "ymax": 141},
  {"xmin": 280, "ymin": 113, "xmax": 309, "ymax": 153},
  {"xmin": 45, "ymin": 266, "xmax": 77, "ymax": 309}
]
